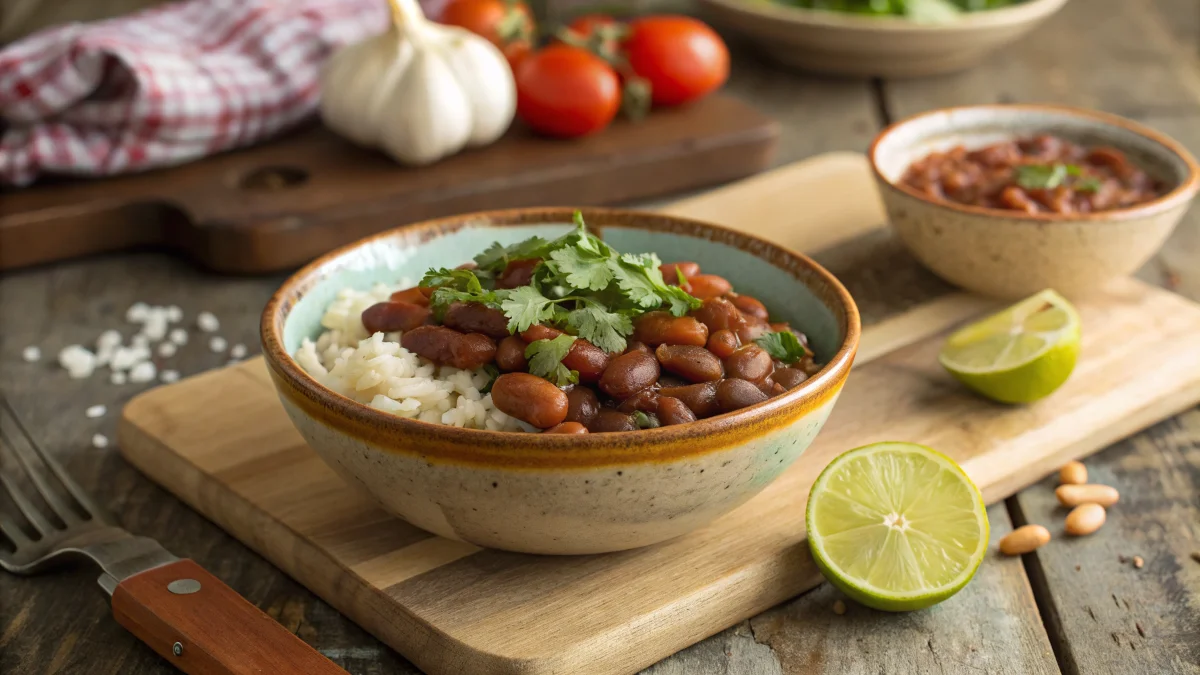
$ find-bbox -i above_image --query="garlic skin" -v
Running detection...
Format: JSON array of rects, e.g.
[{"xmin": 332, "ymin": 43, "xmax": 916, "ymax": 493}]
[{"xmin": 319, "ymin": 0, "xmax": 516, "ymax": 165}]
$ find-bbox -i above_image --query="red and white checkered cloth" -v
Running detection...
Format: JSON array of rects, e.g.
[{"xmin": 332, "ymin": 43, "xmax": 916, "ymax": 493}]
[{"xmin": 0, "ymin": 0, "xmax": 392, "ymax": 186}]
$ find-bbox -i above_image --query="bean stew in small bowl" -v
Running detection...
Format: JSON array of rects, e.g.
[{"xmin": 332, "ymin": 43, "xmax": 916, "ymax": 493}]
[
  {"xmin": 261, "ymin": 208, "xmax": 859, "ymax": 555},
  {"xmin": 870, "ymin": 104, "xmax": 1199, "ymax": 299}
]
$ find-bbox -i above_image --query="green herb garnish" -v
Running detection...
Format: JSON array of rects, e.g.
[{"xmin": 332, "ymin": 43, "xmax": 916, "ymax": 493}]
[
  {"xmin": 479, "ymin": 364, "xmax": 500, "ymax": 394},
  {"xmin": 1015, "ymin": 163, "xmax": 1105, "ymax": 193},
  {"xmin": 632, "ymin": 410, "xmax": 660, "ymax": 429},
  {"xmin": 430, "ymin": 212, "xmax": 700, "ymax": 353},
  {"xmin": 1074, "ymin": 176, "xmax": 1104, "ymax": 193},
  {"xmin": 755, "ymin": 330, "xmax": 809, "ymax": 365},
  {"xmin": 525, "ymin": 334, "xmax": 580, "ymax": 387}
]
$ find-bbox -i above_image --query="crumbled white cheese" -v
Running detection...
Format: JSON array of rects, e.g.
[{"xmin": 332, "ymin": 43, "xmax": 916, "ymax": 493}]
[
  {"xmin": 22, "ymin": 346, "xmax": 41, "ymax": 362},
  {"xmin": 158, "ymin": 342, "xmax": 177, "ymax": 358},
  {"xmin": 197, "ymin": 312, "xmax": 220, "ymax": 333},
  {"xmin": 143, "ymin": 312, "xmax": 169, "ymax": 341},
  {"xmin": 166, "ymin": 306, "xmax": 183, "ymax": 323},
  {"xmin": 92, "ymin": 434, "xmax": 110, "ymax": 449},
  {"xmin": 131, "ymin": 334, "xmax": 150, "ymax": 350},
  {"xmin": 169, "ymin": 328, "xmax": 189, "ymax": 346},
  {"xmin": 97, "ymin": 330, "xmax": 122, "ymax": 351},
  {"xmin": 110, "ymin": 346, "xmax": 144, "ymax": 371},
  {"xmin": 129, "ymin": 361, "xmax": 157, "ymax": 383},
  {"xmin": 59, "ymin": 345, "xmax": 97, "ymax": 379},
  {"xmin": 209, "ymin": 336, "xmax": 228, "ymax": 353},
  {"xmin": 85, "ymin": 405, "xmax": 107, "ymax": 419},
  {"xmin": 160, "ymin": 370, "xmax": 181, "ymax": 384},
  {"xmin": 111, "ymin": 372, "xmax": 127, "ymax": 385},
  {"xmin": 230, "ymin": 344, "xmax": 247, "ymax": 359},
  {"xmin": 126, "ymin": 302, "xmax": 150, "ymax": 323}
]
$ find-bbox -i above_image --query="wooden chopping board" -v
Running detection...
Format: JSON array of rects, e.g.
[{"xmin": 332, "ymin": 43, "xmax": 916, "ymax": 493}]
[
  {"xmin": 0, "ymin": 96, "xmax": 777, "ymax": 274},
  {"xmin": 117, "ymin": 153, "xmax": 1200, "ymax": 675}
]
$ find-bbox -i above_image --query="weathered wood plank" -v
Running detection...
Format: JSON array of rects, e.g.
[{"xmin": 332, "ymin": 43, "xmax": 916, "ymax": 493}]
[
  {"xmin": 747, "ymin": 505, "xmax": 1058, "ymax": 675},
  {"xmin": 1010, "ymin": 409, "xmax": 1200, "ymax": 675}
]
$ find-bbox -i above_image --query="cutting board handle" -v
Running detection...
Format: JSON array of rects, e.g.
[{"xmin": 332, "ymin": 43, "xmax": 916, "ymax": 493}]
[{"xmin": 112, "ymin": 559, "xmax": 346, "ymax": 675}]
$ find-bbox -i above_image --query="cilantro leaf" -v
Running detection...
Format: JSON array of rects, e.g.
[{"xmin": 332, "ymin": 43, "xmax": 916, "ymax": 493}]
[
  {"xmin": 755, "ymin": 330, "xmax": 808, "ymax": 364},
  {"xmin": 479, "ymin": 364, "xmax": 500, "ymax": 394},
  {"xmin": 632, "ymin": 410, "xmax": 660, "ymax": 429},
  {"xmin": 525, "ymin": 334, "xmax": 580, "ymax": 387},
  {"xmin": 565, "ymin": 305, "xmax": 633, "ymax": 353},
  {"xmin": 498, "ymin": 285, "xmax": 558, "ymax": 334},
  {"xmin": 1015, "ymin": 163, "xmax": 1069, "ymax": 190},
  {"xmin": 419, "ymin": 268, "xmax": 483, "ymax": 293},
  {"xmin": 1075, "ymin": 176, "xmax": 1104, "ymax": 193},
  {"xmin": 608, "ymin": 259, "xmax": 665, "ymax": 308},
  {"xmin": 549, "ymin": 246, "xmax": 613, "ymax": 291}
]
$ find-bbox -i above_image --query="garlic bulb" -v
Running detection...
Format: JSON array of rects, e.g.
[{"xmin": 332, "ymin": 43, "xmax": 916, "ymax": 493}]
[{"xmin": 320, "ymin": 0, "xmax": 516, "ymax": 165}]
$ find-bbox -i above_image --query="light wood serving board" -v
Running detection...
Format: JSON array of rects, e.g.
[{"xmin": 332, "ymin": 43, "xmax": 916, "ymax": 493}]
[{"xmin": 118, "ymin": 153, "xmax": 1200, "ymax": 675}]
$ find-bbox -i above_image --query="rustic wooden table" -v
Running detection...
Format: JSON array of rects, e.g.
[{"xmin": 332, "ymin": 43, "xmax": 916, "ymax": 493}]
[{"xmin": 3, "ymin": 0, "xmax": 1199, "ymax": 673}]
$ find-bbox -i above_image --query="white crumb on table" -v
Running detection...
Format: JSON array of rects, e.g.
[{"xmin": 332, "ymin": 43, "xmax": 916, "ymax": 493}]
[
  {"xmin": 129, "ymin": 361, "xmax": 157, "ymax": 383},
  {"xmin": 92, "ymin": 434, "xmax": 110, "ymax": 449},
  {"xmin": 111, "ymin": 372, "xmax": 127, "ymax": 385},
  {"xmin": 85, "ymin": 404, "xmax": 107, "ymax": 419},
  {"xmin": 209, "ymin": 336, "xmax": 228, "ymax": 353},
  {"xmin": 230, "ymin": 344, "xmax": 247, "ymax": 359},
  {"xmin": 158, "ymin": 342, "xmax": 177, "ymax": 358},
  {"xmin": 197, "ymin": 312, "xmax": 220, "ymax": 333},
  {"xmin": 169, "ymin": 328, "xmax": 189, "ymax": 346},
  {"xmin": 160, "ymin": 370, "xmax": 180, "ymax": 384},
  {"xmin": 22, "ymin": 346, "xmax": 41, "ymax": 362}
]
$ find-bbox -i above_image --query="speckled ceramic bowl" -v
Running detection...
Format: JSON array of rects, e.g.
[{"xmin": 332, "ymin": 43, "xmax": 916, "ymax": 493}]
[
  {"xmin": 870, "ymin": 104, "xmax": 1200, "ymax": 299},
  {"xmin": 261, "ymin": 208, "xmax": 859, "ymax": 555}
]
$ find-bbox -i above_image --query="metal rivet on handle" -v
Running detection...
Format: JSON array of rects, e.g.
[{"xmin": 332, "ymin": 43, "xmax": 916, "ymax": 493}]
[
  {"xmin": 168, "ymin": 579, "xmax": 201, "ymax": 595},
  {"xmin": 173, "ymin": 642, "xmax": 183, "ymax": 657}
]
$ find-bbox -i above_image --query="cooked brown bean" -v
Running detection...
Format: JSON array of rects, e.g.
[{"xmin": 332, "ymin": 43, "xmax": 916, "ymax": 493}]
[
  {"xmin": 490, "ymin": 373, "xmax": 569, "ymax": 429},
  {"xmin": 798, "ymin": 355, "xmax": 822, "ymax": 377},
  {"xmin": 656, "ymin": 396, "xmax": 697, "ymax": 426},
  {"xmin": 625, "ymin": 340, "xmax": 652, "ymax": 355},
  {"xmin": 706, "ymin": 329, "xmax": 740, "ymax": 359},
  {"xmin": 658, "ymin": 381, "xmax": 720, "ymax": 419},
  {"xmin": 418, "ymin": 285, "xmax": 437, "ymax": 299},
  {"xmin": 691, "ymin": 297, "xmax": 746, "ymax": 334},
  {"xmin": 660, "ymin": 261, "xmax": 700, "ymax": 285},
  {"xmin": 520, "ymin": 323, "xmax": 563, "ymax": 343},
  {"xmin": 599, "ymin": 351, "xmax": 660, "ymax": 400},
  {"xmin": 362, "ymin": 301, "xmax": 432, "ymax": 334},
  {"xmin": 389, "ymin": 287, "xmax": 430, "ymax": 306},
  {"xmin": 724, "ymin": 345, "xmax": 773, "ymax": 382},
  {"xmin": 401, "ymin": 326, "xmax": 496, "ymax": 370},
  {"xmin": 683, "ymin": 274, "xmax": 733, "ymax": 300},
  {"xmin": 497, "ymin": 258, "xmax": 541, "ymax": 289},
  {"xmin": 655, "ymin": 344, "xmax": 722, "ymax": 383},
  {"xmin": 632, "ymin": 311, "xmax": 708, "ymax": 347},
  {"xmin": 716, "ymin": 378, "xmax": 769, "ymax": 413},
  {"xmin": 589, "ymin": 409, "xmax": 637, "ymax": 433},
  {"xmin": 618, "ymin": 387, "xmax": 660, "ymax": 414},
  {"xmin": 772, "ymin": 367, "xmax": 809, "ymax": 390},
  {"xmin": 565, "ymin": 386, "xmax": 600, "ymax": 426},
  {"xmin": 443, "ymin": 302, "xmax": 511, "ymax": 339},
  {"xmin": 544, "ymin": 421, "xmax": 588, "ymax": 435},
  {"xmin": 455, "ymin": 261, "xmax": 478, "ymax": 270},
  {"xmin": 728, "ymin": 294, "xmax": 768, "ymax": 321},
  {"xmin": 495, "ymin": 336, "xmax": 529, "ymax": 372},
  {"xmin": 755, "ymin": 377, "xmax": 777, "ymax": 396},
  {"xmin": 657, "ymin": 373, "xmax": 688, "ymax": 388},
  {"xmin": 771, "ymin": 381, "xmax": 786, "ymax": 396},
  {"xmin": 736, "ymin": 317, "xmax": 770, "ymax": 343}
]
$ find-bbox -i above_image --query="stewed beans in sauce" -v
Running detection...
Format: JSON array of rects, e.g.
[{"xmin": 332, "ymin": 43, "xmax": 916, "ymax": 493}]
[
  {"xmin": 357, "ymin": 216, "xmax": 822, "ymax": 433},
  {"xmin": 901, "ymin": 135, "xmax": 1162, "ymax": 215}
]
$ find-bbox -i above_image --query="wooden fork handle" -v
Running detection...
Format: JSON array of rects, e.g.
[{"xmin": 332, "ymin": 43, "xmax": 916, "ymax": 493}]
[{"xmin": 112, "ymin": 559, "xmax": 346, "ymax": 675}]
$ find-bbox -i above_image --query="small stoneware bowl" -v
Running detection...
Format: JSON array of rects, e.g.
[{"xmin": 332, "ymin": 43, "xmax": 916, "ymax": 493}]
[
  {"xmin": 697, "ymin": 0, "xmax": 1067, "ymax": 78},
  {"xmin": 870, "ymin": 104, "xmax": 1200, "ymax": 299},
  {"xmin": 262, "ymin": 208, "xmax": 859, "ymax": 555}
]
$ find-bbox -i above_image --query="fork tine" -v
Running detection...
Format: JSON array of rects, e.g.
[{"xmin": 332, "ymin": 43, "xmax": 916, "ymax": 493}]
[
  {"xmin": 0, "ymin": 511, "xmax": 30, "ymax": 546},
  {"xmin": 0, "ymin": 470, "xmax": 55, "ymax": 535},
  {"xmin": 0, "ymin": 421, "xmax": 80, "ymax": 527},
  {"xmin": 0, "ymin": 396, "xmax": 107, "ymax": 523}
]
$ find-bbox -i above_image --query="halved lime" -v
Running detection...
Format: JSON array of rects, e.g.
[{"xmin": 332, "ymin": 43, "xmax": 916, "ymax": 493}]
[
  {"xmin": 807, "ymin": 442, "xmax": 989, "ymax": 612},
  {"xmin": 939, "ymin": 289, "xmax": 1081, "ymax": 404}
]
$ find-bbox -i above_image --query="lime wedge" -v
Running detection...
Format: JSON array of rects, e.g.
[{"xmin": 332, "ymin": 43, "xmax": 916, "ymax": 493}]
[
  {"xmin": 807, "ymin": 442, "xmax": 989, "ymax": 612},
  {"xmin": 939, "ymin": 289, "xmax": 1081, "ymax": 404}
]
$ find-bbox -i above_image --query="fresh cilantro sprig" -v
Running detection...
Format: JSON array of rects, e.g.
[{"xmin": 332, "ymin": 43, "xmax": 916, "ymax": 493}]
[
  {"xmin": 418, "ymin": 212, "xmax": 700, "ymax": 353},
  {"xmin": 1015, "ymin": 163, "xmax": 1106, "ymax": 194},
  {"xmin": 525, "ymin": 334, "xmax": 580, "ymax": 387},
  {"xmin": 755, "ymin": 331, "xmax": 809, "ymax": 365}
]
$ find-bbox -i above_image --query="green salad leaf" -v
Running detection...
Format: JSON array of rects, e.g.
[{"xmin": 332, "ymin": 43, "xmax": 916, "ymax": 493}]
[{"xmin": 755, "ymin": 330, "xmax": 809, "ymax": 365}]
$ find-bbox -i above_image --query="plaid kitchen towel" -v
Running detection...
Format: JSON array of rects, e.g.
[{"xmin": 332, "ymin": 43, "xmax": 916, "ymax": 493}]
[{"xmin": 0, "ymin": 0, "xmax": 390, "ymax": 186}]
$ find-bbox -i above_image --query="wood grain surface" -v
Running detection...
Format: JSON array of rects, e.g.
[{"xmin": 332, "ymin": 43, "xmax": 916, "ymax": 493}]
[
  {"xmin": 0, "ymin": 97, "xmax": 778, "ymax": 274},
  {"xmin": 111, "ymin": 152, "xmax": 1200, "ymax": 674},
  {"xmin": 3, "ymin": 0, "xmax": 1199, "ymax": 672}
]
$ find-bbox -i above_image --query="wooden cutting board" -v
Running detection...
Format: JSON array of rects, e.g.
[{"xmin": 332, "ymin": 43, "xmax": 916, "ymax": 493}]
[
  {"xmin": 117, "ymin": 153, "xmax": 1200, "ymax": 675},
  {"xmin": 0, "ymin": 95, "xmax": 777, "ymax": 274}
]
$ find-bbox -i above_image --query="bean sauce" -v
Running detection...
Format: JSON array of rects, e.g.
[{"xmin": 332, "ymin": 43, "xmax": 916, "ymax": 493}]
[{"xmin": 901, "ymin": 135, "xmax": 1162, "ymax": 214}]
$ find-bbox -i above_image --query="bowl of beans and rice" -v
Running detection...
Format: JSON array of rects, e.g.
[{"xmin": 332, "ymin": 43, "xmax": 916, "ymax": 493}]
[
  {"xmin": 261, "ymin": 208, "xmax": 859, "ymax": 555},
  {"xmin": 870, "ymin": 104, "xmax": 1200, "ymax": 299}
]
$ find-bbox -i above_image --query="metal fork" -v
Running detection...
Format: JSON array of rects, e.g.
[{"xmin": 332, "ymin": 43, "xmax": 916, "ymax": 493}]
[{"xmin": 0, "ymin": 395, "xmax": 346, "ymax": 675}]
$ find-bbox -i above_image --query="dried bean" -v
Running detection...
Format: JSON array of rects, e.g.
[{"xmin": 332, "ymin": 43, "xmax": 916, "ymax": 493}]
[{"xmin": 998, "ymin": 525, "xmax": 1051, "ymax": 555}]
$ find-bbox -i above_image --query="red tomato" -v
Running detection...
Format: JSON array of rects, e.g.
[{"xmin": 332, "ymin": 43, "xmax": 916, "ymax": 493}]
[
  {"xmin": 516, "ymin": 45, "xmax": 621, "ymax": 138},
  {"xmin": 439, "ymin": 0, "xmax": 534, "ymax": 70},
  {"xmin": 568, "ymin": 14, "xmax": 618, "ymax": 38},
  {"xmin": 624, "ymin": 16, "xmax": 729, "ymax": 106}
]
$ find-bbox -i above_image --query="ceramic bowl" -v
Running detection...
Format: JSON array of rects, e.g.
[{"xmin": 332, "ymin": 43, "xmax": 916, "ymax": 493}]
[
  {"xmin": 869, "ymin": 104, "xmax": 1200, "ymax": 299},
  {"xmin": 261, "ymin": 208, "xmax": 859, "ymax": 555},
  {"xmin": 697, "ymin": 0, "xmax": 1067, "ymax": 78}
]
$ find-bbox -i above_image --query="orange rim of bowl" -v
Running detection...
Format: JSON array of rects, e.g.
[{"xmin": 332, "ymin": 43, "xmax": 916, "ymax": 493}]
[
  {"xmin": 261, "ymin": 207, "xmax": 861, "ymax": 469},
  {"xmin": 868, "ymin": 103, "xmax": 1200, "ymax": 223}
]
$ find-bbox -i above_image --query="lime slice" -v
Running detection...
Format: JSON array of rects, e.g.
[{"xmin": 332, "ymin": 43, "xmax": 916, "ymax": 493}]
[
  {"xmin": 807, "ymin": 442, "xmax": 989, "ymax": 612},
  {"xmin": 939, "ymin": 289, "xmax": 1081, "ymax": 404}
]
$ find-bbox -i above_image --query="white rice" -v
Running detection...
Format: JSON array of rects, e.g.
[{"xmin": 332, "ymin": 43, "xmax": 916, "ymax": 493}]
[{"xmin": 294, "ymin": 283, "xmax": 530, "ymax": 432}]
